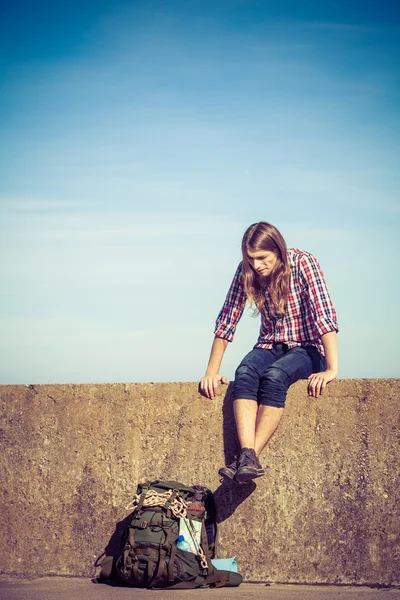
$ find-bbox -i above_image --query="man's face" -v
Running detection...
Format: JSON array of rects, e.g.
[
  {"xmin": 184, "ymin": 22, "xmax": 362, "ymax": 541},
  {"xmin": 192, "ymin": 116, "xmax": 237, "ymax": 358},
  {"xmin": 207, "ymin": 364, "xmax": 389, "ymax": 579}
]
[{"xmin": 247, "ymin": 249, "xmax": 278, "ymax": 277}]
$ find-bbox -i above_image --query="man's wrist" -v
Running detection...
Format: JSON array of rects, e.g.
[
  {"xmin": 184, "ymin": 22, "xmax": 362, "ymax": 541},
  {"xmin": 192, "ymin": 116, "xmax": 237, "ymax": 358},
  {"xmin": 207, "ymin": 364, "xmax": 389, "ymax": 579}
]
[{"xmin": 325, "ymin": 367, "xmax": 338, "ymax": 376}]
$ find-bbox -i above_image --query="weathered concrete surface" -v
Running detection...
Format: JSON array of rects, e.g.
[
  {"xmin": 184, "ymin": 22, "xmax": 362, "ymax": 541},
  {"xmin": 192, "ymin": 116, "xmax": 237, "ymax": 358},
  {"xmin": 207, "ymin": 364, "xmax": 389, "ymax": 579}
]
[
  {"xmin": 0, "ymin": 380, "xmax": 399, "ymax": 586},
  {"xmin": 0, "ymin": 577, "xmax": 398, "ymax": 600}
]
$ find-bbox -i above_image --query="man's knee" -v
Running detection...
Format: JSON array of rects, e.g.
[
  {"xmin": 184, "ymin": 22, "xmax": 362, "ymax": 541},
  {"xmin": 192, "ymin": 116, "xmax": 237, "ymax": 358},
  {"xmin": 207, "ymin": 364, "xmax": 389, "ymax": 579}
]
[
  {"xmin": 232, "ymin": 364, "xmax": 259, "ymax": 401},
  {"xmin": 259, "ymin": 366, "xmax": 290, "ymax": 407}
]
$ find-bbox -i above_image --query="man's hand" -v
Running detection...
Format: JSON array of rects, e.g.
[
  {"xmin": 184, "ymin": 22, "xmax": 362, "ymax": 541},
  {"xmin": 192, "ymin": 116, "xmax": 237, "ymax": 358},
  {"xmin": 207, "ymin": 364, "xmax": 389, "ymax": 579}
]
[
  {"xmin": 200, "ymin": 373, "xmax": 228, "ymax": 399},
  {"xmin": 307, "ymin": 369, "xmax": 337, "ymax": 397}
]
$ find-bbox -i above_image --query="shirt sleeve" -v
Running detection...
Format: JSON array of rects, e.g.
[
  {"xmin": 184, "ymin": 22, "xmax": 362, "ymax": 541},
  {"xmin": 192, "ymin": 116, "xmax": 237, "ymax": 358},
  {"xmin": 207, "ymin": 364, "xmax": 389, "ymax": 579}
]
[
  {"xmin": 214, "ymin": 262, "xmax": 247, "ymax": 342},
  {"xmin": 299, "ymin": 253, "xmax": 339, "ymax": 336}
]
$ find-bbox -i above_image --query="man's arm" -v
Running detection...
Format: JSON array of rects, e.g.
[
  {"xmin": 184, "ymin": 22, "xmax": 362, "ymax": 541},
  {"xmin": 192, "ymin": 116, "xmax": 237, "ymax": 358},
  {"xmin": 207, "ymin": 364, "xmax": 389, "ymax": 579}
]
[
  {"xmin": 299, "ymin": 253, "xmax": 339, "ymax": 337},
  {"xmin": 308, "ymin": 331, "xmax": 338, "ymax": 397},
  {"xmin": 200, "ymin": 337, "xmax": 229, "ymax": 399},
  {"xmin": 200, "ymin": 263, "xmax": 246, "ymax": 399}
]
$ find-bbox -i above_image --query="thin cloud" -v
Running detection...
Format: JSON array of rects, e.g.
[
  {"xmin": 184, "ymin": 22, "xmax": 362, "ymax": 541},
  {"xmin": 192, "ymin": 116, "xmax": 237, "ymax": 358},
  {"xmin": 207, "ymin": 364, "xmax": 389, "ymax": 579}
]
[
  {"xmin": 0, "ymin": 197, "xmax": 90, "ymax": 212},
  {"xmin": 302, "ymin": 21, "xmax": 374, "ymax": 32}
]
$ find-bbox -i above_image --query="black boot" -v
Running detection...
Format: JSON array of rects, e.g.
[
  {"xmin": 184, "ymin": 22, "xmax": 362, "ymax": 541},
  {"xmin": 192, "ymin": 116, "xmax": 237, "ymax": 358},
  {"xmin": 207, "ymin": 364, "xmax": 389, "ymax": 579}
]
[
  {"xmin": 235, "ymin": 447, "xmax": 265, "ymax": 484},
  {"xmin": 218, "ymin": 456, "xmax": 239, "ymax": 481}
]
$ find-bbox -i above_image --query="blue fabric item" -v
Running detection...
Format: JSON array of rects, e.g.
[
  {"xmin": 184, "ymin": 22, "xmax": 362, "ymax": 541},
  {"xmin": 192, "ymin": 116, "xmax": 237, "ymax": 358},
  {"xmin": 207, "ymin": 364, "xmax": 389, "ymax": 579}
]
[{"xmin": 211, "ymin": 557, "xmax": 238, "ymax": 572}]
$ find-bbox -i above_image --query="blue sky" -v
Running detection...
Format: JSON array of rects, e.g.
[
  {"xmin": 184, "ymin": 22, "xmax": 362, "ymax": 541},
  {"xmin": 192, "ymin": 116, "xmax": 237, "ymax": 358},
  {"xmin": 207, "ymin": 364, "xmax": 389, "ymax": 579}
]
[{"xmin": 1, "ymin": 0, "xmax": 399, "ymax": 384}]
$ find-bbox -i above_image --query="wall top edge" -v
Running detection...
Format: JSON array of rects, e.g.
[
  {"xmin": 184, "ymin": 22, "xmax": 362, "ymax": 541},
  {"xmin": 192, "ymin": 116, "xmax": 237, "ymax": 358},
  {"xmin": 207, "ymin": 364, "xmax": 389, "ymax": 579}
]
[{"xmin": 0, "ymin": 378, "xmax": 399, "ymax": 389}]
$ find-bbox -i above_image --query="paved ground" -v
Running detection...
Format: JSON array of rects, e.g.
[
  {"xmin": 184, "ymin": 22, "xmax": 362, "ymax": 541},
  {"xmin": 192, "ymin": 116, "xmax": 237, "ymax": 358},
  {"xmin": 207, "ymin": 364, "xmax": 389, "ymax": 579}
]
[{"xmin": 0, "ymin": 578, "xmax": 398, "ymax": 600}]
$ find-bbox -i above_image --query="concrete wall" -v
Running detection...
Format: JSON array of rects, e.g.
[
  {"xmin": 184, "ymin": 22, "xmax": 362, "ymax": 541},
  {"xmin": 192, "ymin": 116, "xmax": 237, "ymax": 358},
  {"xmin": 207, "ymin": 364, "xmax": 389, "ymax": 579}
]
[{"xmin": 0, "ymin": 380, "xmax": 399, "ymax": 586}]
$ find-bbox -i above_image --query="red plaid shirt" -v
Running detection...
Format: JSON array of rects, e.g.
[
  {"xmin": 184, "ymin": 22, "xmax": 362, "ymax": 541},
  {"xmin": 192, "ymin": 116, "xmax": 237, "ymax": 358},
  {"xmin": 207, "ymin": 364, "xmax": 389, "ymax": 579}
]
[{"xmin": 214, "ymin": 248, "xmax": 338, "ymax": 356}]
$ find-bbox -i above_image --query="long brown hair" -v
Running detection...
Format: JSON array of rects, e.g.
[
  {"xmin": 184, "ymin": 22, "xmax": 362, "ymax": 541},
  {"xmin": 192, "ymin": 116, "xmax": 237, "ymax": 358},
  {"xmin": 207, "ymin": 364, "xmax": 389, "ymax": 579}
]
[{"xmin": 241, "ymin": 222, "xmax": 290, "ymax": 316}]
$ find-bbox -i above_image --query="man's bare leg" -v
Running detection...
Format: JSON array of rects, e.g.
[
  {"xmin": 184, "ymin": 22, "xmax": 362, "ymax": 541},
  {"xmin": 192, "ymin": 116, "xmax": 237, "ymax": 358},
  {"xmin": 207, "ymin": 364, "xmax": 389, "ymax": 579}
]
[
  {"xmin": 231, "ymin": 399, "xmax": 267, "ymax": 483},
  {"xmin": 233, "ymin": 399, "xmax": 258, "ymax": 449},
  {"xmin": 254, "ymin": 405, "xmax": 284, "ymax": 456},
  {"xmin": 221, "ymin": 400, "xmax": 283, "ymax": 483}
]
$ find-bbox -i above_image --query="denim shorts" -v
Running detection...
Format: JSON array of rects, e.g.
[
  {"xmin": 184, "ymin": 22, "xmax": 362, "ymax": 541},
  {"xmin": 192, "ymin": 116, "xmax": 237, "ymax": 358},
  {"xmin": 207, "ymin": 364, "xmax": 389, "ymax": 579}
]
[{"xmin": 232, "ymin": 343, "xmax": 326, "ymax": 408}]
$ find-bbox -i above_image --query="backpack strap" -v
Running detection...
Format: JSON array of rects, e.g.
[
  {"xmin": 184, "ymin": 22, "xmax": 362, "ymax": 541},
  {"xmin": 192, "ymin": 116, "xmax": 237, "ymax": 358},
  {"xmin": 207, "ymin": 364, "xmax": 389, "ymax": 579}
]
[
  {"xmin": 148, "ymin": 516, "xmax": 176, "ymax": 588},
  {"xmin": 127, "ymin": 480, "xmax": 152, "ymax": 581},
  {"xmin": 136, "ymin": 484, "xmax": 149, "ymax": 511},
  {"xmin": 164, "ymin": 489, "xmax": 178, "ymax": 507},
  {"xmin": 121, "ymin": 526, "xmax": 141, "ymax": 581},
  {"xmin": 167, "ymin": 537, "xmax": 177, "ymax": 582},
  {"xmin": 147, "ymin": 555, "xmax": 157, "ymax": 583},
  {"xmin": 151, "ymin": 543, "xmax": 168, "ymax": 586},
  {"xmin": 163, "ymin": 489, "xmax": 179, "ymax": 518}
]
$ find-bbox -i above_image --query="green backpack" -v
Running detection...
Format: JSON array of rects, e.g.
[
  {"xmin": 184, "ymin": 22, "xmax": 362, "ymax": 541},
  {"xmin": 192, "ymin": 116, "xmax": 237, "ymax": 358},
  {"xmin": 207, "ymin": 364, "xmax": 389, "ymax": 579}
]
[{"xmin": 98, "ymin": 480, "xmax": 242, "ymax": 589}]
